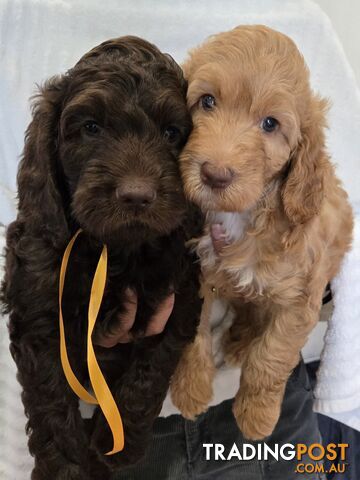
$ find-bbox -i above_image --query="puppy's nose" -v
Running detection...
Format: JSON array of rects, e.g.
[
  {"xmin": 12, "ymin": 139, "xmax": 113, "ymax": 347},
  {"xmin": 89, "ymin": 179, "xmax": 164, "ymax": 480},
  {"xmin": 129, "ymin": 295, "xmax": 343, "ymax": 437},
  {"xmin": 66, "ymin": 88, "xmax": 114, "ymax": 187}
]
[
  {"xmin": 117, "ymin": 183, "xmax": 156, "ymax": 208},
  {"xmin": 200, "ymin": 162, "xmax": 233, "ymax": 189}
]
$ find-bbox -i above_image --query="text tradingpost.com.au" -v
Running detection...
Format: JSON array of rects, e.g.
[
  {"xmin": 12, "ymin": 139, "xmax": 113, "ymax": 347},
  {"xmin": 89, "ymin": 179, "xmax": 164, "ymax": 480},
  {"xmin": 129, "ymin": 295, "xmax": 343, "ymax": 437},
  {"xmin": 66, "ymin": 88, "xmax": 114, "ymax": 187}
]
[{"xmin": 203, "ymin": 443, "xmax": 349, "ymax": 475}]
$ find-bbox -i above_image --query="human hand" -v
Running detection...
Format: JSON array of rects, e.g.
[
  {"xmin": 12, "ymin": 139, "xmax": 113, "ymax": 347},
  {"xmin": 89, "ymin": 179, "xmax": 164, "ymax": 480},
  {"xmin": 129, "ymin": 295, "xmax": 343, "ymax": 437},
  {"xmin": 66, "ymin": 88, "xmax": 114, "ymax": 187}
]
[{"xmin": 94, "ymin": 288, "xmax": 175, "ymax": 347}]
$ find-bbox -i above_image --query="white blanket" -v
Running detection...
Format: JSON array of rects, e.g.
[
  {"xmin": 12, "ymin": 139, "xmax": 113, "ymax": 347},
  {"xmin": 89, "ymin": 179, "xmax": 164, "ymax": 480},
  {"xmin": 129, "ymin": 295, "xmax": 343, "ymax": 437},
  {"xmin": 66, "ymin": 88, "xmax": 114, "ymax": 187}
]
[
  {"xmin": 314, "ymin": 209, "xmax": 360, "ymax": 431},
  {"xmin": 0, "ymin": 0, "xmax": 360, "ymax": 478}
]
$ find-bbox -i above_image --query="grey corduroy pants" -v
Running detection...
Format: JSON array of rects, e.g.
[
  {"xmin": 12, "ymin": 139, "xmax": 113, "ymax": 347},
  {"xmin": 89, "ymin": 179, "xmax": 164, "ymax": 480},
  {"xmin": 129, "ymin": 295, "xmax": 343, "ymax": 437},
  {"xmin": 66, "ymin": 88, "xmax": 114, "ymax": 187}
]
[{"xmin": 112, "ymin": 360, "xmax": 324, "ymax": 480}]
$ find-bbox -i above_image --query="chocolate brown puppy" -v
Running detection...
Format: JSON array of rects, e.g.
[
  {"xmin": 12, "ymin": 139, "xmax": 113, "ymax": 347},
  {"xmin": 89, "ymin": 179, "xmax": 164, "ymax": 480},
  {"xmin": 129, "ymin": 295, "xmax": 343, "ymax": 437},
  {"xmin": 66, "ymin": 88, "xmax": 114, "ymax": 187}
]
[{"xmin": 1, "ymin": 37, "xmax": 202, "ymax": 479}]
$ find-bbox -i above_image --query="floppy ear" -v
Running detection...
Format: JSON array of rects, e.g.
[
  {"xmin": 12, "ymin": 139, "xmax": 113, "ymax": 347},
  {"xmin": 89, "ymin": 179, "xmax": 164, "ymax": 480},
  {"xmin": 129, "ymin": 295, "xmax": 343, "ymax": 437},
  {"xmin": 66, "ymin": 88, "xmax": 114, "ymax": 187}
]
[
  {"xmin": 281, "ymin": 96, "xmax": 329, "ymax": 225},
  {"xmin": 17, "ymin": 76, "xmax": 69, "ymax": 239}
]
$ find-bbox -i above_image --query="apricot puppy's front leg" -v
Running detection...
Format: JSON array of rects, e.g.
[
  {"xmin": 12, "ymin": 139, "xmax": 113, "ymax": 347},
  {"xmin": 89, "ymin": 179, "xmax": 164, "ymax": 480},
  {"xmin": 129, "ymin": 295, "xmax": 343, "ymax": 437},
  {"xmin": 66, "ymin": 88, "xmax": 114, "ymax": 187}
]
[
  {"xmin": 224, "ymin": 302, "xmax": 266, "ymax": 367},
  {"xmin": 171, "ymin": 287, "xmax": 215, "ymax": 419},
  {"xmin": 233, "ymin": 302, "xmax": 319, "ymax": 440}
]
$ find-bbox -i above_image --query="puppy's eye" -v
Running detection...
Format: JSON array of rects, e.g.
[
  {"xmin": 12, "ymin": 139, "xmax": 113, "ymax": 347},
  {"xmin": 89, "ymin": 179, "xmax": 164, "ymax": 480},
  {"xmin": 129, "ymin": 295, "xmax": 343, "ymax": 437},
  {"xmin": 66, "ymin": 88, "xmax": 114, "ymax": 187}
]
[
  {"xmin": 83, "ymin": 121, "xmax": 100, "ymax": 135},
  {"xmin": 200, "ymin": 94, "xmax": 216, "ymax": 111},
  {"xmin": 261, "ymin": 117, "xmax": 279, "ymax": 133},
  {"xmin": 164, "ymin": 126, "xmax": 181, "ymax": 143}
]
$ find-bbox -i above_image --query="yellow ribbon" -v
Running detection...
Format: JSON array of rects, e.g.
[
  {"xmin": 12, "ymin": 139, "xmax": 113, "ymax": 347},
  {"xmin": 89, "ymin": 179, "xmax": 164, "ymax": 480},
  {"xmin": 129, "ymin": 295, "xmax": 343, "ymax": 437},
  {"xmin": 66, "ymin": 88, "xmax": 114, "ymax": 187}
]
[{"xmin": 59, "ymin": 229, "xmax": 124, "ymax": 455}]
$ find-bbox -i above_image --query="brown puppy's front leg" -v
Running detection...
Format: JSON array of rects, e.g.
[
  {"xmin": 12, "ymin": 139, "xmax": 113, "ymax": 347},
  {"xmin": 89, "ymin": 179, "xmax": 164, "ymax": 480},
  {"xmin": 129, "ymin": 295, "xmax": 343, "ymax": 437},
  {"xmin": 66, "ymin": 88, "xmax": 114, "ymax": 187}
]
[
  {"xmin": 170, "ymin": 284, "xmax": 215, "ymax": 419},
  {"xmin": 233, "ymin": 300, "xmax": 320, "ymax": 440},
  {"xmin": 91, "ymin": 281, "xmax": 202, "ymax": 469},
  {"xmin": 91, "ymin": 344, "xmax": 171, "ymax": 469},
  {"xmin": 10, "ymin": 338, "xmax": 92, "ymax": 480}
]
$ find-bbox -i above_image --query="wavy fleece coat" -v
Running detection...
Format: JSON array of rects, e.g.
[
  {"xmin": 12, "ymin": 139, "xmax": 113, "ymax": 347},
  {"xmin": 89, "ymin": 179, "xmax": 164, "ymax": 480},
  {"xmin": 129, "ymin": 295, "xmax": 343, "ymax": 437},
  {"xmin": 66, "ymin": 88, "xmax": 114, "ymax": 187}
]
[
  {"xmin": 1, "ymin": 37, "xmax": 202, "ymax": 479},
  {"xmin": 170, "ymin": 25, "xmax": 353, "ymax": 441}
]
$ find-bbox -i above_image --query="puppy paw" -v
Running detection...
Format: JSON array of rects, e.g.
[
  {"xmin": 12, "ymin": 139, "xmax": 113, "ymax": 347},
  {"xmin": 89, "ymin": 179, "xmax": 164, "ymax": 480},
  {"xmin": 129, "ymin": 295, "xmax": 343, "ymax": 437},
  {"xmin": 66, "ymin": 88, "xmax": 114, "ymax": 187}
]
[
  {"xmin": 171, "ymin": 375, "xmax": 213, "ymax": 419},
  {"xmin": 91, "ymin": 418, "xmax": 121, "ymax": 470},
  {"xmin": 55, "ymin": 464, "xmax": 89, "ymax": 480},
  {"xmin": 232, "ymin": 390, "xmax": 281, "ymax": 440},
  {"xmin": 32, "ymin": 464, "xmax": 90, "ymax": 480},
  {"xmin": 91, "ymin": 413, "xmax": 146, "ymax": 470},
  {"xmin": 170, "ymin": 354, "xmax": 215, "ymax": 419},
  {"xmin": 95, "ymin": 450, "xmax": 145, "ymax": 472},
  {"xmin": 170, "ymin": 327, "xmax": 215, "ymax": 419}
]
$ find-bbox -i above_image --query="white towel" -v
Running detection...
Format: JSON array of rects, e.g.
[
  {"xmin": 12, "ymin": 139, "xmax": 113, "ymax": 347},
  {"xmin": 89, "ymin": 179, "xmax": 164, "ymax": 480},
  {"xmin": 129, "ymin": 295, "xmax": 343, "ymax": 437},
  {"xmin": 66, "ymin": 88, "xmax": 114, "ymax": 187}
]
[{"xmin": 314, "ymin": 207, "xmax": 360, "ymax": 431}]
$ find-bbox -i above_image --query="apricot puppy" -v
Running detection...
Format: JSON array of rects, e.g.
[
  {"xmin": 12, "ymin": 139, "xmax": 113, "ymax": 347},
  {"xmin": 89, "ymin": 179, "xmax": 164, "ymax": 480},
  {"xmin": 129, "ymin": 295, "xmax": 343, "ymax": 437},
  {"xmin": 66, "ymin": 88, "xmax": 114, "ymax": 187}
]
[{"xmin": 171, "ymin": 25, "xmax": 353, "ymax": 440}]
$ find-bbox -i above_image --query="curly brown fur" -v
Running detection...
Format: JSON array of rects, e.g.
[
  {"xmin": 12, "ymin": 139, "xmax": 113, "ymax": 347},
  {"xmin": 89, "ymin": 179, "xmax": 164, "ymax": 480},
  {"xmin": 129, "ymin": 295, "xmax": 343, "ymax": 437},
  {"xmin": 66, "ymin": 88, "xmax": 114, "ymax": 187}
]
[
  {"xmin": 171, "ymin": 25, "xmax": 353, "ymax": 440},
  {"xmin": 1, "ymin": 37, "xmax": 202, "ymax": 479}
]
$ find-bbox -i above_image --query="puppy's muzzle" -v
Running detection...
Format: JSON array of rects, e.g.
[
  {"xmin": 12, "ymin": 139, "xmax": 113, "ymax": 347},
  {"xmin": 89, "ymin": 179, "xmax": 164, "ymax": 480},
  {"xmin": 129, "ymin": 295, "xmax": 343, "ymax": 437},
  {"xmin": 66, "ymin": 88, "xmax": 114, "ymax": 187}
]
[
  {"xmin": 116, "ymin": 180, "xmax": 157, "ymax": 209},
  {"xmin": 200, "ymin": 161, "xmax": 234, "ymax": 190}
]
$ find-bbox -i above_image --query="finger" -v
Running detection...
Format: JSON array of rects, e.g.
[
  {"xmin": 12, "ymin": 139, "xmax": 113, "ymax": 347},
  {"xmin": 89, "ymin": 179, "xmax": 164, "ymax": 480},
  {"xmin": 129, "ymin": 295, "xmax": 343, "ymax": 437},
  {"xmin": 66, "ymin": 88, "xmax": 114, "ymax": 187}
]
[
  {"xmin": 116, "ymin": 332, "xmax": 134, "ymax": 344},
  {"xmin": 210, "ymin": 223, "xmax": 228, "ymax": 253},
  {"xmin": 94, "ymin": 288, "xmax": 137, "ymax": 347},
  {"xmin": 145, "ymin": 293, "xmax": 175, "ymax": 336},
  {"xmin": 95, "ymin": 336, "xmax": 119, "ymax": 348},
  {"xmin": 115, "ymin": 288, "xmax": 137, "ymax": 334}
]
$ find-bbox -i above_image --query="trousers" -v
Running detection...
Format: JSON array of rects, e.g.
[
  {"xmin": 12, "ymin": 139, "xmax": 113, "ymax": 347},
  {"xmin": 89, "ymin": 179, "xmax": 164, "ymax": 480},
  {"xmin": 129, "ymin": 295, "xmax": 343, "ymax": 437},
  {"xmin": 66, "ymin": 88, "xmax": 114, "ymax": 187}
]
[{"xmin": 112, "ymin": 360, "xmax": 324, "ymax": 480}]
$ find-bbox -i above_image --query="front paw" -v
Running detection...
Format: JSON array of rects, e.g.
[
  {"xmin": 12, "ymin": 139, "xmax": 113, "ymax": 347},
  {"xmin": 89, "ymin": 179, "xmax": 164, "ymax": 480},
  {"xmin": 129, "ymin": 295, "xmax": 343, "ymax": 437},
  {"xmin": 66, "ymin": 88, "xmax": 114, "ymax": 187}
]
[
  {"xmin": 170, "ymin": 359, "xmax": 215, "ymax": 419},
  {"xmin": 232, "ymin": 390, "xmax": 282, "ymax": 440},
  {"xmin": 33, "ymin": 465, "xmax": 89, "ymax": 480},
  {"xmin": 91, "ymin": 413, "xmax": 146, "ymax": 470}
]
